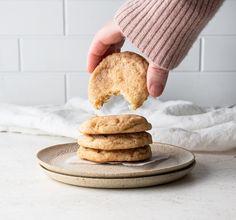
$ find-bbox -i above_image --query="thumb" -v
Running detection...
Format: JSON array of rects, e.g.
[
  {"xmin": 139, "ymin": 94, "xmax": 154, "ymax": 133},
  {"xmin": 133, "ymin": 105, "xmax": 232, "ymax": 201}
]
[{"xmin": 147, "ymin": 62, "xmax": 169, "ymax": 97}]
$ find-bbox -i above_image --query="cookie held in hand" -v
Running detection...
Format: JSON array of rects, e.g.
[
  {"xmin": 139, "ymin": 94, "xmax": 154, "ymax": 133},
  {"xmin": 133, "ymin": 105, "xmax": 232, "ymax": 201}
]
[{"xmin": 88, "ymin": 51, "xmax": 149, "ymax": 109}]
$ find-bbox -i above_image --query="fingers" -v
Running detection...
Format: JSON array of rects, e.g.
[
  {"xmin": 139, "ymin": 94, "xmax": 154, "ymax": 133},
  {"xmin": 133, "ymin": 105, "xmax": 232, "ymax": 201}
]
[
  {"xmin": 87, "ymin": 40, "xmax": 109, "ymax": 73},
  {"xmin": 87, "ymin": 21, "xmax": 125, "ymax": 73},
  {"xmin": 147, "ymin": 62, "xmax": 169, "ymax": 97},
  {"xmin": 103, "ymin": 39, "xmax": 125, "ymax": 57}
]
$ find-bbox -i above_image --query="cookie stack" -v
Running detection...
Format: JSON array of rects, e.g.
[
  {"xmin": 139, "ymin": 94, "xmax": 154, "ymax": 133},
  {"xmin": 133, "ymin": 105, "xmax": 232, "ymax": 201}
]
[{"xmin": 78, "ymin": 114, "xmax": 153, "ymax": 163}]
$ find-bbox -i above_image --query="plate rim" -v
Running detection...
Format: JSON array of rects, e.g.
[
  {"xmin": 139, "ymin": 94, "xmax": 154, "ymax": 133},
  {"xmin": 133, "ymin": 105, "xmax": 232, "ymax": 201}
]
[
  {"xmin": 36, "ymin": 142, "xmax": 195, "ymax": 178},
  {"xmin": 40, "ymin": 160, "xmax": 196, "ymax": 179},
  {"xmin": 40, "ymin": 161, "xmax": 196, "ymax": 188}
]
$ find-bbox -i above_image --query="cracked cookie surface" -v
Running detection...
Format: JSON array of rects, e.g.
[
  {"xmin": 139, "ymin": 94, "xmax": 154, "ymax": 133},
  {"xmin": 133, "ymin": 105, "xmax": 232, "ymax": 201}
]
[
  {"xmin": 88, "ymin": 51, "xmax": 149, "ymax": 110},
  {"xmin": 79, "ymin": 114, "xmax": 152, "ymax": 134}
]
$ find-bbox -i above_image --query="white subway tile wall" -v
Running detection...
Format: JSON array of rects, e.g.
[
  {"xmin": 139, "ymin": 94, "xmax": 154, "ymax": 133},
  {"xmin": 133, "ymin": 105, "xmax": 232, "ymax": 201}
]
[
  {"xmin": 67, "ymin": 0, "xmax": 124, "ymax": 35},
  {"xmin": 0, "ymin": 74, "xmax": 65, "ymax": 105},
  {"xmin": 0, "ymin": 1, "xmax": 63, "ymax": 35},
  {"xmin": 0, "ymin": 0, "xmax": 235, "ymax": 106},
  {"xmin": 22, "ymin": 37, "xmax": 92, "ymax": 71},
  {"xmin": 161, "ymin": 72, "xmax": 236, "ymax": 107},
  {"xmin": 0, "ymin": 39, "xmax": 19, "ymax": 71},
  {"xmin": 204, "ymin": 37, "xmax": 236, "ymax": 71},
  {"xmin": 66, "ymin": 73, "xmax": 89, "ymax": 100}
]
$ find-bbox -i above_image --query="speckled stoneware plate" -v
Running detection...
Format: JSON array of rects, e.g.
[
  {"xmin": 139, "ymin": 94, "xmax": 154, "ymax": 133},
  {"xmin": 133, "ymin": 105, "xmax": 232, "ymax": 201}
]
[
  {"xmin": 40, "ymin": 161, "xmax": 195, "ymax": 188},
  {"xmin": 37, "ymin": 142, "xmax": 195, "ymax": 178}
]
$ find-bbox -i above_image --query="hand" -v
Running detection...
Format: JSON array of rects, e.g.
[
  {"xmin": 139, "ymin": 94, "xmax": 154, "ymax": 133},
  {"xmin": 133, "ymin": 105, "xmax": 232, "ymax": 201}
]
[
  {"xmin": 87, "ymin": 20, "xmax": 169, "ymax": 97},
  {"xmin": 87, "ymin": 20, "xmax": 125, "ymax": 73},
  {"xmin": 147, "ymin": 62, "xmax": 169, "ymax": 97}
]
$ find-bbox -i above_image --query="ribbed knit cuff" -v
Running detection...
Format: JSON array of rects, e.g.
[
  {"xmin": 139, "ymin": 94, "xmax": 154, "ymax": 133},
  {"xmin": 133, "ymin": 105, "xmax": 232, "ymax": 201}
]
[{"xmin": 115, "ymin": 0, "xmax": 224, "ymax": 70}]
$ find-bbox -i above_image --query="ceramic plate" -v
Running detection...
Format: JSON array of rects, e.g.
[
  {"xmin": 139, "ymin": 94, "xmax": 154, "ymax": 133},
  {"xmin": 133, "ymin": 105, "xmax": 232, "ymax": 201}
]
[
  {"xmin": 40, "ymin": 161, "xmax": 195, "ymax": 189},
  {"xmin": 37, "ymin": 142, "xmax": 195, "ymax": 178}
]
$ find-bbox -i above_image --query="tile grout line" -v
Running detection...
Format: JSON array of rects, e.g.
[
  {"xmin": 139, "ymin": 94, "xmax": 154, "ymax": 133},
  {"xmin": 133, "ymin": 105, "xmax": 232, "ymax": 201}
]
[
  {"xmin": 63, "ymin": 0, "xmax": 67, "ymax": 36},
  {"xmin": 200, "ymin": 37, "xmax": 204, "ymax": 72},
  {"xmin": 0, "ymin": 34, "xmax": 234, "ymax": 38},
  {"xmin": 0, "ymin": 34, "xmax": 94, "ymax": 38},
  {"xmin": 0, "ymin": 70, "xmax": 87, "ymax": 74},
  {"xmin": 17, "ymin": 38, "xmax": 23, "ymax": 72},
  {"xmin": 64, "ymin": 74, "xmax": 68, "ymax": 103}
]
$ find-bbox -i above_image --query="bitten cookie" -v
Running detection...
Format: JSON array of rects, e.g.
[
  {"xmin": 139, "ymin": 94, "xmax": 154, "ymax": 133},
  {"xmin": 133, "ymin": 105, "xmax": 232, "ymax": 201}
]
[
  {"xmin": 79, "ymin": 114, "xmax": 152, "ymax": 134},
  {"xmin": 78, "ymin": 145, "xmax": 152, "ymax": 163},
  {"xmin": 78, "ymin": 132, "xmax": 152, "ymax": 150},
  {"xmin": 89, "ymin": 51, "xmax": 149, "ymax": 110}
]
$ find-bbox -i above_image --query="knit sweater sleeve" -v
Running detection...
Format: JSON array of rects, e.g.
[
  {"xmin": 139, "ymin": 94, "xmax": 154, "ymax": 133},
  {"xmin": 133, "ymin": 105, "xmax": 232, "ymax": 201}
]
[{"xmin": 114, "ymin": 0, "xmax": 224, "ymax": 70}]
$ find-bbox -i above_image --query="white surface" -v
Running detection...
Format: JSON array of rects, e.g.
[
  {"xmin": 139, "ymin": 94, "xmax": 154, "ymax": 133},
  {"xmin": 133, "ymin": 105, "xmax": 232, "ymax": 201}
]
[
  {"xmin": 0, "ymin": 132, "xmax": 235, "ymax": 220},
  {"xmin": 0, "ymin": 39, "xmax": 18, "ymax": 71},
  {"xmin": 67, "ymin": 0, "xmax": 123, "ymax": 35},
  {"xmin": 204, "ymin": 37, "xmax": 236, "ymax": 71},
  {"xmin": 0, "ymin": 0, "xmax": 63, "ymax": 35},
  {"xmin": 66, "ymin": 73, "xmax": 89, "ymax": 100},
  {"xmin": 161, "ymin": 72, "xmax": 236, "ymax": 106},
  {"xmin": 202, "ymin": 0, "xmax": 236, "ymax": 35},
  {"xmin": 0, "ymin": 97, "xmax": 236, "ymax": 151},
  {"xmin": 0, "ymin": 0, "xmax": 235, "ymax": 106},
  {"xmin": 0, "ymin": 74, "xmax": 65, "ymax": 105},
  {"xmin": 21, "ymin": 37, "xmax": 92, "ymax": 71}
]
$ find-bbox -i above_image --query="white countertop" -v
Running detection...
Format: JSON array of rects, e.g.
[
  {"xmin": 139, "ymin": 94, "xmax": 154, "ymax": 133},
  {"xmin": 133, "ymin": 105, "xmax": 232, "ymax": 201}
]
[{"xmin": 0, "ymin": 132, "xmax": 235, "ymax": 220}]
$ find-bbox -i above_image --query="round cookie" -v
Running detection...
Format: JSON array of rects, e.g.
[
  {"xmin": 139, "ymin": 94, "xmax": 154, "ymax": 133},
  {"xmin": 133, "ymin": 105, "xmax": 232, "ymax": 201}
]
[
  {"xmin": 78, "ymin": 132, "xmax": 152, "ymax": 150},
  {"xmin": 79, "ymin": 114, "xmax": 152, "ymax": 134},
  {"xmin": 78, "ymin": 145, "xmax": 152, "ymax": 163},
  {"xmin": 89, "ymin": 51, "xmax": 149, "ymax": 110}
]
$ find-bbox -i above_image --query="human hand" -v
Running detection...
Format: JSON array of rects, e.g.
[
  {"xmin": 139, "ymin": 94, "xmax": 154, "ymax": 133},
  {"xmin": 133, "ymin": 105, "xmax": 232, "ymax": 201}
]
[
  {"xmin": 147, "ymin": 62, "xmax": 169, "ymax": 97},
  {"xmin": 87, "ymin": 20, "xmax": 169, "ymax": 97},
  {"xmin": 87, "ymin": 20, "xmax": 125, "ymax": 73}
]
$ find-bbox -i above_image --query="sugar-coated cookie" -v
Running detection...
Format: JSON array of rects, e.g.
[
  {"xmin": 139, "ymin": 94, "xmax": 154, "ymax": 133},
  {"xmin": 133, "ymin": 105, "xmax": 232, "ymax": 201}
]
[
  {"xmin": 78, "ymin": 132, "xmax": 152, "ymax": 150},
  {"xmin": 78, "ymin": 145, "xmax": 152, "ymax": 163},
  {"xmin": 89, "ymin": 51, "xmax": 149, "ymax": 110},
  {"xmin": 79, "ymin": 114, "xmax": 152, "ymax": 134}
]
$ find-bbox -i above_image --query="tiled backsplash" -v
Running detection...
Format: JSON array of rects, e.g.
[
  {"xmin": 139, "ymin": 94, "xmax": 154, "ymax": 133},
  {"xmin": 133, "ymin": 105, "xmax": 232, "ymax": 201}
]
[{"xmin": 0, "ymin": 0, "xmax": 235, "ymax": 106}]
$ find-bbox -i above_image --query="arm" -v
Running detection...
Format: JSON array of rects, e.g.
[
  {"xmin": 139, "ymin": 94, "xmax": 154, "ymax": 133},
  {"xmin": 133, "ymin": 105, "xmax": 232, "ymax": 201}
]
[{"xmin": 115, "ymin": 0, "xmax": 224, "ymax": 70}]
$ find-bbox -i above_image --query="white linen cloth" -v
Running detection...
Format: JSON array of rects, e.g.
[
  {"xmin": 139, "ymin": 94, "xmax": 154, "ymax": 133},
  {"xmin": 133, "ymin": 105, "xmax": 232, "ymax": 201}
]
[{"xmin": 0, "ymin": 97, "xmax": 236, "ymax": 151}]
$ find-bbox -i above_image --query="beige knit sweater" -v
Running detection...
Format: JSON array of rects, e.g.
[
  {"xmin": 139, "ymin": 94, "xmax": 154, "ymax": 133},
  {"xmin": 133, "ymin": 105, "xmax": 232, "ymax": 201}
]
[{"xmin": 115, "ymin": 0, "xmax": 224, "ymax": 70}]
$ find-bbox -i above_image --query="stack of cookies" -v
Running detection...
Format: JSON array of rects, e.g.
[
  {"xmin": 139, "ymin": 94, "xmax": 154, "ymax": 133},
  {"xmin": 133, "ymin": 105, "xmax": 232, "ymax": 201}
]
[{"xmin": 78, "ymin": 114, "xmax": 153, "ymax": 163}]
